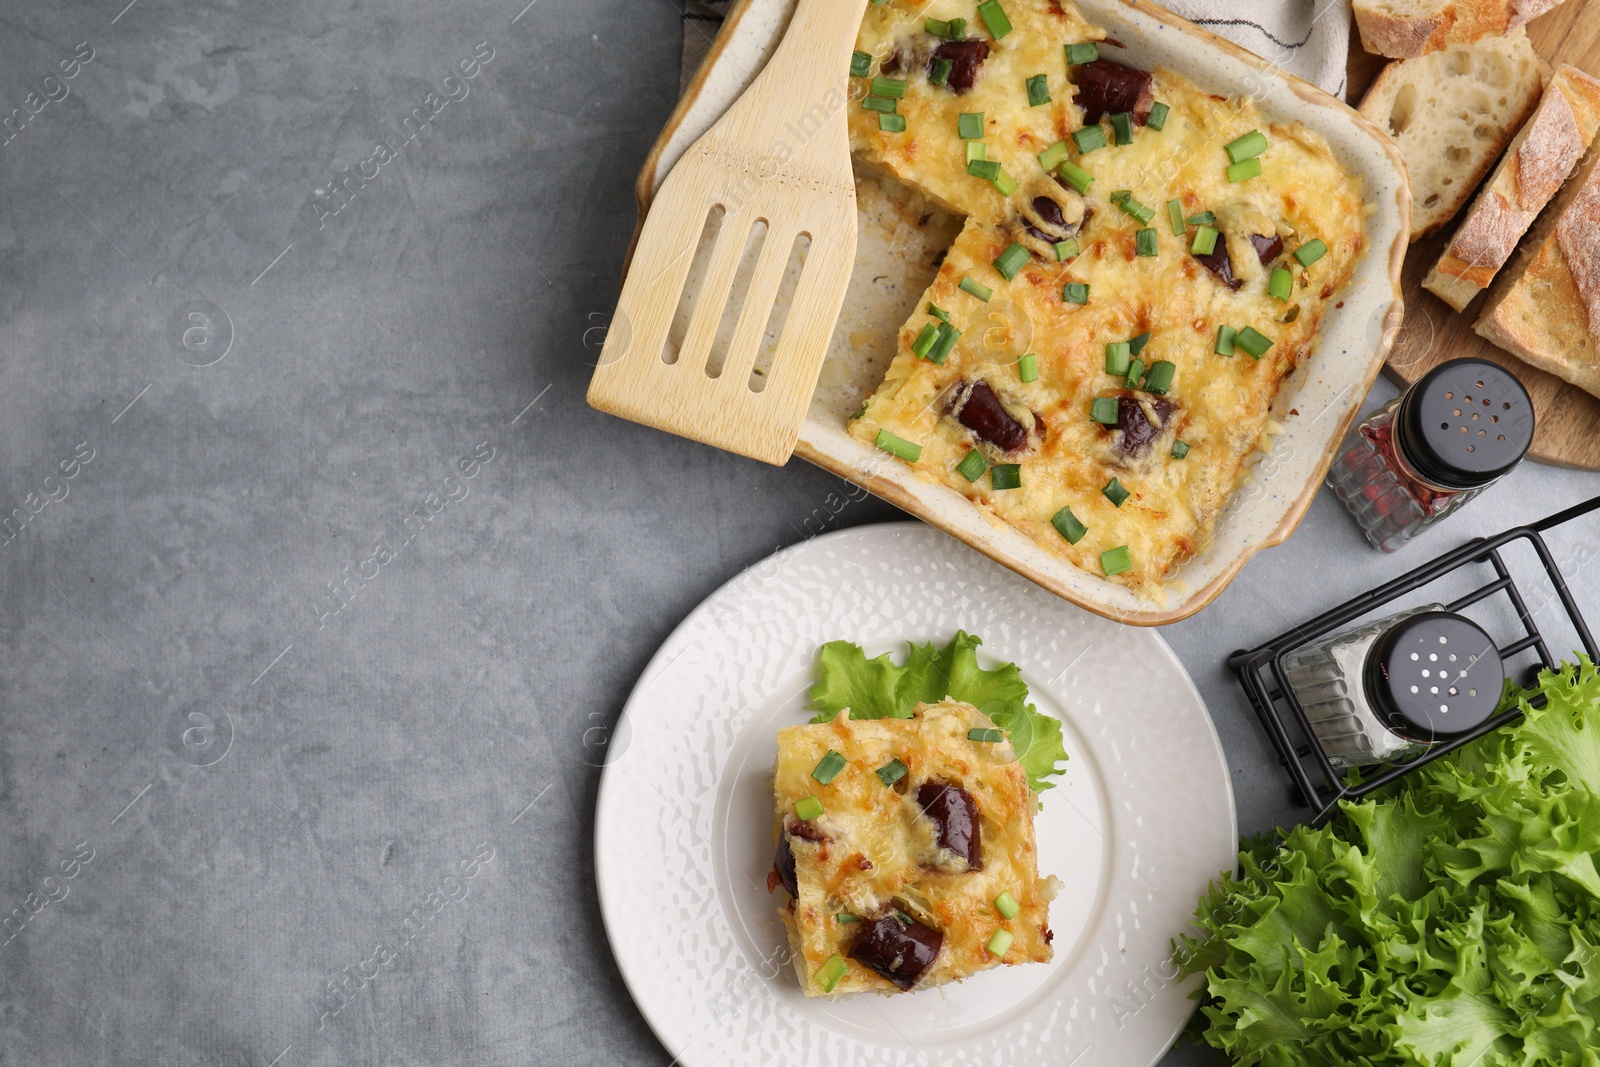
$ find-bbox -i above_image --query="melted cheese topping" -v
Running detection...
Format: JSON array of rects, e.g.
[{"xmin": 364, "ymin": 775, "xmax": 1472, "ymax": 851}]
[
  {"xmin": 845, "ymin": 0, "xmax": 1367, "ymax": 594},
  {"xmin": 774, "ymin": 700, "xmax": 1052, "ymax": 996}
]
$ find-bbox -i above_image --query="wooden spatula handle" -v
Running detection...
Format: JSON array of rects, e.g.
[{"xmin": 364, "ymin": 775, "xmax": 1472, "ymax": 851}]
[{"xmin": 754, "ymin": 0, "xmax": 872, "ymax": 114}]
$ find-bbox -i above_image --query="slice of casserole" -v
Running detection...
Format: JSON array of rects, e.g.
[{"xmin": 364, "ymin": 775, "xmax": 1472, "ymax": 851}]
[
  {"xmin": 844, "ymin": 0, "xmax": 1366, "ymax": 595},
  {"xmin": 770, "ymin": 699, "xmax": 1056, "ymax": 996}
]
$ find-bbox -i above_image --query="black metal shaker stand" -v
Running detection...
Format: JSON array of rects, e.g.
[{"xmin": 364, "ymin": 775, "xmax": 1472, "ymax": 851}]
[{"xmin": 1228, "ymin": 493, "xmax": 1600, "ymax": 825}]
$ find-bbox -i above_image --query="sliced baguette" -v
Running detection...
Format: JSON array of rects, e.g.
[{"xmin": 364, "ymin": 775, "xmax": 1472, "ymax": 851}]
[
  {"xmin": 1354, "ymin": 0, "xmax": 1569, "ymax": 59},
  {"xmin": 1475, "ymin": 144, "xmax": 1600, "ymax": 399},
  {"xmin": 1425, "ymin": 65, "xmax": 1600, "ymax": 311},
  {"xmin": 1359, "ymin": 32, "xmax": 1549, "ymax": 241}
]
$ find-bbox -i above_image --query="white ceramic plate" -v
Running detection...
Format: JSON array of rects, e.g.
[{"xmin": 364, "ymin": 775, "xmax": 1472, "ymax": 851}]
[
  {"xmin": 593, "ymin": 523, "xmax": 1238, "ymax": 1066},
  {"xmin": 629, "ymin": 0, "xmax": 1409, "ymax": 625}
]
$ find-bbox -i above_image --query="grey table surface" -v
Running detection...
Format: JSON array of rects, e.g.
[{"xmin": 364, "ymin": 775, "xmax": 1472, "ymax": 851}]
[{"xmin": 2, "ymin": 2, "xmax": 1598, "ymax": 1064}]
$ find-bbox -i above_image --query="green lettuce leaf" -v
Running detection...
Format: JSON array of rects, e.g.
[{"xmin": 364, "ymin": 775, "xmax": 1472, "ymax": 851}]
[
  {"xmin": 807, "ymin": 631, "xmax": 1067, "ymax": 793},
  {"xmin": 1181, "ymin": 656, "xmax": 1600, "ymax": 1067}
]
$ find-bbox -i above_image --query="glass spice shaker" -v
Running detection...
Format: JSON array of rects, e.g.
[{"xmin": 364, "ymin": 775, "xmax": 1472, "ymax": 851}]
[
  {"xmin": 1327, "ymin": 358, "xmax": 1535, "ymax": 552},
  {"xmin": 1283, "ymin": 608, "xmax": 1505, "ymax": 769}
]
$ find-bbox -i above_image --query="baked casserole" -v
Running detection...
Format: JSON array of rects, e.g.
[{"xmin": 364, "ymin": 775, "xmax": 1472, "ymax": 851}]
[
  {"xmin": 844, "ymin": 0, "xmax": 1367, "ymax": 594},
  {"xmin": 770, "ymin": 699, "xmax": 1056, "ymax": 996}
]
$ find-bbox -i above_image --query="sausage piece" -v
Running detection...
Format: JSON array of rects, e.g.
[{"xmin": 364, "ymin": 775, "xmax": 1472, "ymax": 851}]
[
  {"xmin": 1073, "ymin": 59, "xmax": 1154, "ymax": 125},
  {"xmin": 1250, "ymin": 233, "xmax": 1284, "ymax": 264},
  {"xmin": 917, "ymin": 781, "xmax": 981, "ymax": 870},
  {"xmin": 1111, "ymin": 395, "xmax": 1175, "ymax": 459},
  {"xmin": 771, "ymin": 835, "xmax": 797, "ymax": 897},
  {"xmin": 951, "ymin": 381, "xmax": 1030, "ymax": 453},
  {"xmin": 930, "ymin": 39, "xmax": 990, "ymax": 92},
  {"xmin": 849, "ymin": 914, "xmax": 944, "ymax": 990},
  {"xmin": 1194, "ymin": 241, "xmax": 1242, "ymax": 291}
]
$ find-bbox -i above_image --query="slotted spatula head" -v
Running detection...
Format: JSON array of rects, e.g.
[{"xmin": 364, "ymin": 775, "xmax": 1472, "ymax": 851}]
[{"xmin": 588, "ymin": 0, "xmax": 870, "ymax": 466}]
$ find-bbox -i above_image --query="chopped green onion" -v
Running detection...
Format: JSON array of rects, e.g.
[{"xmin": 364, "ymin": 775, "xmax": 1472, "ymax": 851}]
[
  {"xmin": 1118, "ymin": 197, "xmax": 1154, "ymax": 225},
  {"xmin": 991, "ymin": 168, "xmax": 1018, "ymax": 196},
  {"xmin": 1062, "ymin": 281, "xmax": 1089, "ymax": 305},
  {"xmin": 968, "ymin": 727, "xmax": 1005, "ymax": 743},
  {"xmin": 928, "ymin": 322, "xmax": 960, "ymax": 364},
  {"xmin": 1017, "ymin": 353, "xmax": 1038, "ymax": 382},
  {"xmin": 878, "ymin": 113, "xmax": 906, "ymax": 133},
  {"xmin": 871, "ymin": 76, "xmax": 907, "ymax": 99},
  {"xmin": 929, "ymin": 56, "xmax": 953, "ymax": 86},
  {"xmin": 948, "ymin": 16, "xmax": 967, "ymax": 37},
  {"xmin": 1143, "ymin": 360, "xmax": 1176, "ymax": 395},
  {"xmin": 812, "ymin": 750, "xmax": 847, "ymax": 785},
  {"xmin": 1235, "ymin": 326, "xmax": 1273, "ymax": 358},
  {"xmin": 1171, "ymin": 440, "xmax": 1190, "ymax": 459},
  {"xmin": 794, "ymin": 795, "xmax": 824, "ymax": 820},
  {"xmin": 1111, "ymin": 111, "xmax": 1134, "ymax": 145},
  {"xmin": 1127, "ymin": 331, "xmax": 1151, "ymax": 356},
  {"xmin": 1072, "ymin": 125, "xmax": 1106, "ymax": 154},
  {"xmin": 1057, "ymin": 160, "xmax": 1094, "ymax": 194},
  {"xmin": 876, "ymin": 758, "xmax": 908, "ymax": 786},
  {"xmin": 1103, "ymin": 477, "xmax": 1129, "ymax": 506},
  {"xmin": 850, "ymin": 51, "xmax": 872, "ymax": 77},
  {"xmin": 924, "ymin": 17, "xmax": 951, "ymax": 36},
  {"xmin": 1294, "ymin": 238, "xmax": 1327, "ymax": 267},
  {"xmin": 1104, "ymin": 341, "xmax": 1131, "ymax": 375},
  {"xmin": 1227, "ymin": 157, "xmax": 1262, "ymax": 183},
  {"xmin": 815, "ymin": 954, "xmax": 847, "ymax": 992},
  {"xmin": 1135, "ymin": 228, "xmax": 1159, "ymax": 257},
  {"xmin": 1110, "ymin": 189, "xmax": 1131, "ymax": 204},
  {"xmin": 958, "ymin": 112, "xmax": 985, "ymax": 140},
  {"xmin": 875, "ymin": 429, "xmax": 922, "ymax": 462},
  {"xmin": 977, "ymin": 0, "xmax": 1012, "ymax": 38},
  {"xmin": 955, "ymin": 448, "xmax": 988, "ymax": 482},
  {"xmin": 911, "ymin": 323, "xmax": 938, "ymax": 358},
  {"xmin": 966, "ymin": 140, "xmax": 988, "ymax": 164},
  {"xmin": 993, "ymin": 242, "xmax": 1030, "ymax": 280},
  {"xmin": 995, "ymin": 891, "xmax": 1021, "ymax": 919},
  {"xmin": 986, "ymin": 929, "xmax": 1014, "ymax": 957},
  {"xmin": 1147, "ymin": 101, "xmax": 1169, "ymax": 130},
  {"xmin": 1026, "ymin": 74, "xmax": 1050, "ymax": 107},
  {"xmin": 1187, "ymin": 211, "xmax": 1217, "ymax": 225},
  {"xmin": 1167, "ymin": 199, "xmax": 1186, "ymax": 236},
  {"xmin": 1051, "ymin": 505, "xmax": 1088, "ymax": 544},
  {"xmin": 837, "ymin": 913, "xmax": 860, "ymax": 923},
  {"xmin": 1090, "ymin": 396, "xmax": 1119, "ymax": 424},
  {"xmin": 967, "ymin": 158, "xmax": 1001, "ymax": 181},
  {"xmin": 1225, "ymin": 129, "xmax": 1268, "ymax": 163},
  {"xmin": 1125, "ymin": 357, "xmax": 1145, "ymax": 389},
  {"xmin": 927, "ymin": 303, "xmax": 950, "ymax": 322},
  {"xmin": 862, "ymin": 95, "xmax": 898, "ymax": 114},
  {"xmin": 1054, "ymin": 237, "xmax": 1080, "ymax": 261},
  {"xmin": 1214, "ymin": 325, "xmax": 1237, "ymax": 356},
  {"xmin": 1268, "ymin": 266, "xmax": 1292, "ymax": 301},
  {"xmin": 1191, "ymin": 225, "xmax": 1219, "ymax": 256},
  {"xmin": 990, "ymin": 463, "xmax": 1021, "ymax": 490},
  {"xmin": 960, "ymin": 275, "xmax": 993, "ymax": 301},
  {"xmin": 1101, "ymin": 545, "xmax": 1133, "ymax": 575},
  {"xmin": 1037, "ymin": 139, "xmax": 1070, "ymax": 172},
  {"xmin": 1064, "ymin": 41, "xmax": 1099, "ymax": 65}
]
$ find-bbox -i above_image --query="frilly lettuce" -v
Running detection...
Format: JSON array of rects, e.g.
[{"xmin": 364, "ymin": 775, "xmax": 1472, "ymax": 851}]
[
  {"xmin": 1180, "ymin": 657, "xmax": 1600, "ymax": 1066},
  {"xmin": 807, "ymin": 631, "xmax": 1068, "ymax": 794}
]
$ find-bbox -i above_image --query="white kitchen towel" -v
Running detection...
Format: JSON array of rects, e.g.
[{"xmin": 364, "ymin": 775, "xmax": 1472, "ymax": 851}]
[{"xmin": 680, "ymin": 0, "xmax": 1351, "ymax": 100}]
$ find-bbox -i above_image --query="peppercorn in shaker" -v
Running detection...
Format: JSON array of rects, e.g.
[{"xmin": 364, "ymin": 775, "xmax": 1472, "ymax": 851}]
[
  {"xmin": 1283, "ymin": 608, "xmax": 1505, "ymax": 769},
  {"xmin": 1327, "ymin": 358, "xmax": 1534, "ymax": 552}
]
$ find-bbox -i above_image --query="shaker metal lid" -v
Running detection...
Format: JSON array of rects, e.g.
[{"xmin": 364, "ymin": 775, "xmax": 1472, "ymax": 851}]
[
  {"xmin": 1364, "ymin": 610, "xmax": 1504, "ymax": 742},
  {"xmin": 1399, "ymin": 358, "xmax": 1534, "ymax": 488}
]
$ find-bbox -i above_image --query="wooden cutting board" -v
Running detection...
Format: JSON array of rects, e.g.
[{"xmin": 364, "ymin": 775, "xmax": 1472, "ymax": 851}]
[{"xmin": 1345, "ymin": 0, "xmax": 1600, "ymax": 471}]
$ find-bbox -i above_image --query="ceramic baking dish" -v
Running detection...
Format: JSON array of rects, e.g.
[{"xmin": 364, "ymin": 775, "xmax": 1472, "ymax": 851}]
[{"xmin": 627, "ymin": 0, "xmax": 1409, "ymax": 625}]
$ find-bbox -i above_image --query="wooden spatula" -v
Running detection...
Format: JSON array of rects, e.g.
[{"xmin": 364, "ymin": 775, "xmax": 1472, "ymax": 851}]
[{"xmin": 588, "ymin": 0, "xmax": 870, "ymax": 466}]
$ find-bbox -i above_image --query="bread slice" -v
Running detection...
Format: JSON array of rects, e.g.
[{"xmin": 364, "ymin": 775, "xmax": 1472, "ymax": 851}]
[
  {"xmin": 1475, "ymin": 143, "xmax": 1600, "ymax": 398},
  {"xmin": 1425, "ymin": 65, "xmax": 1600, "ymax": 311},
  {"xmin": 1354, "ymin": 0, "xmax": 1569, "ymax": 59},
  {"xmin": 1359, "ymin": 32, "xmax": 1549, "ymax": 241}
]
